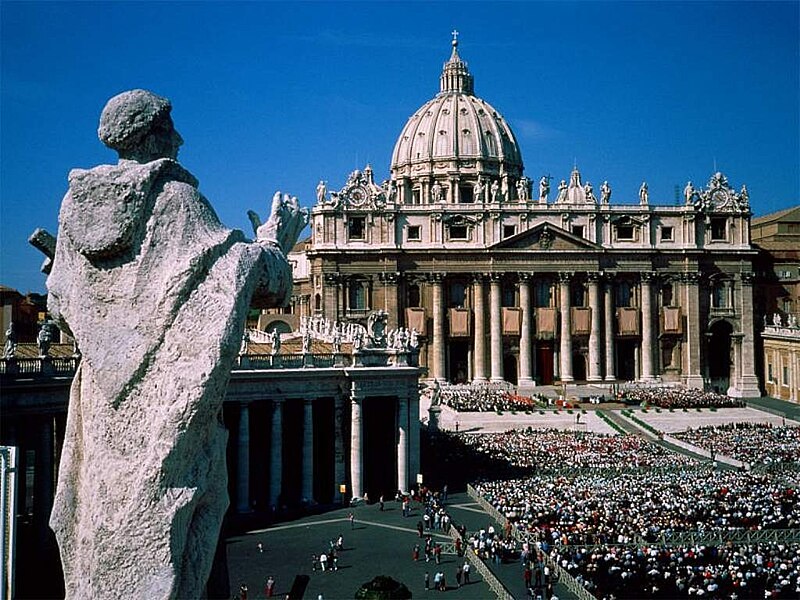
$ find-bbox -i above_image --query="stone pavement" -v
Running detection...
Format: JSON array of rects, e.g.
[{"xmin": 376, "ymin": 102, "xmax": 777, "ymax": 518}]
[{"xmin": 226, "ymin": 494, "xmax": 497, "ymax": 600}]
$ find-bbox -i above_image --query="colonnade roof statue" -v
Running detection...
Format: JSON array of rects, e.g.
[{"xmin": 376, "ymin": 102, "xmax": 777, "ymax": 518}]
[{"xmin": 35, "ymin": 89, "xmax": 307, "ymax": 599}]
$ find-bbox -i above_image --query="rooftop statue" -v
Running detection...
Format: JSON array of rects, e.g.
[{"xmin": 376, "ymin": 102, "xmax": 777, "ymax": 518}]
[
  {"xmin": 40, "ymin": 89, "xmax": 307, "ymax": 599},
  {"xmin": 3, "ymin": 322, "xmax": 16, "ymax": 359},
  {"xmin": 639, "ymin": 181, "xmax": 649, "ymax": 205},
  {"xmin": 600, "ymin": 181, "xmax": 611, "ymax": 204},
  {"xmin": 539, "ymin": 176, "xmax": 550, "ymax": 203}
]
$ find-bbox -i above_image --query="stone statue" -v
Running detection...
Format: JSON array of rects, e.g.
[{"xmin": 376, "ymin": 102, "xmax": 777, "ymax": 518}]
[
  {"xmin": 367, "ymin": 309, "xmax": 388, "ymax": 347},
  {"xmin": 302, "ymin": 329, "xmax": 312, "ymax": 354},
  {"xmin": 239, "ymin": 329, "xmax": 250, "ymax": 355},
  {"xmin": 539, "ymin": 176, "xmax": 550, "ymax": 203},
  {"xmin": 473, "ymin": 177, "xmax": 485, "ymax": 202},
  {"xmin": 37, "ymin": 321, "xmax": 52, "ymax": 358},
  {"xmin": 410, "ymin": 328, "xmax": 420, "ymax": 349},
  {"xmin": 270, "ymin": 329, "xmax": 281, "ymax": 355},
  {"xmin": 332, "ymin": 329, "xmax": 342, "ymax": 353},
  {"xmin": 739, "ymin": 184, "xmax": 749, "ymax": 208},
  {"xmin": 639, "ymin": 181, "xmax": 649, "ymax": 205},
  {"xmin": 431, "ymin": 180, "xmax": 443, "ymax": 203},
  {"xmin": 684, "ymin": 181, "xmax": 697, "ymax": 205},
  {"xmin": 556, "ymin": 179, "xmax": 568, "ymax": 203},
  {"xmin": 490, "ymin": 179, "xmax": 500, "ymax": 202},
  {"xmin": 316, "ymin": 180, "xmax": 327, "ymax": 205},
  {"xmin": 40, "ymin": 89, "xmax": 307, "ymax": 599},
  {"xmin": 385, "ymin": 180, "xmax": 397, "ymax": 203},
  {"xmin": 516, "ymin": 177, "xmax": 529, "ymax": 202},
  {"xmin": 584, "ymin": 181, "xmax": 597, "ymax": 203},
  {"xmin": 600, "ymin": 181, "xmax": 611, "ymax": 204},
  {"xmin": 3, "ymin": 322, "xmax": 16, "ymax": 359},
  {"xmin": 772, "ymin": 313, "xmax": 782, "ymax": 327},
  {"xmin": 353, "ymin": 329, "xmax": 364, "ymax": 351}
]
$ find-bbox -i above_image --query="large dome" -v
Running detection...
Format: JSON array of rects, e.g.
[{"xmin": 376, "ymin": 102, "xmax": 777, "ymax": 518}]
[{"xmin": 390, "ymin": 38, "xmax": 524, "ymax": 184}]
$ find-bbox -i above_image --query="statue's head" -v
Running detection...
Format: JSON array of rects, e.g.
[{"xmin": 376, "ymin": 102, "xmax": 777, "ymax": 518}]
[{"xmin": 98, "ymin": 89, "xmax": 183, "ymax": 163}]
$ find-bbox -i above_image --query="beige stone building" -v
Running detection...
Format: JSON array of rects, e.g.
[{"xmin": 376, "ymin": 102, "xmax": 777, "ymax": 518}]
[
  {"xmin": 753, "ymin": 206, "xmax": 800, "ymax": 401},
  {"xmin": 290, "ymin": 37, "xmax": 761, "ymax": 397}
]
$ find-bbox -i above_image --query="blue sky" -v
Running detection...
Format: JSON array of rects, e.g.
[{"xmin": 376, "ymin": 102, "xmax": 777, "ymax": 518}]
[{"xmin": 2, "ymin": 1, "xmax": 798, "ymax": 294}]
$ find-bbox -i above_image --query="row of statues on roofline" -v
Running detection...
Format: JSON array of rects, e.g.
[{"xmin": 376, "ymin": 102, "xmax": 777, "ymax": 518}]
[
  {"xmin": 3, "ymin": 320, "xmax": 68, "ymax": 359},
  {"xmin": 766, "ymin": 313, "xmax": 799, "ymax": 329},
  {"xmin": 316, "ymin": 169, "xmax": 749, "ymax": 211}
]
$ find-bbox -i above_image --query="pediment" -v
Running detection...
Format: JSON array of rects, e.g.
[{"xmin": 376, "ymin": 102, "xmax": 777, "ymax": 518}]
[{"xmin": 493, "ymin": 222, "xmax": 602, "ymax": 251}]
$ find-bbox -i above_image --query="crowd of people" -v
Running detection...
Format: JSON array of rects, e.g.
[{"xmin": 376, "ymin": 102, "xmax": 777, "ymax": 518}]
[
  {"xmin": 551, "ymin": 542, "xmax": 800, "ymax": 599},
  {"xmin": 436, "ymin": 382, "xmax": 546, "ymax": 412},
  {"xmin": 474, "ymin": 467, "xmax": 799, "ymax": 546},
  {"xmin": 673, "ymin": 423, "xmax": 800, "ymax": 469},
  {"xmin": 619, "ymin": 386, "xmax": 746, "ymax": 409},
  {"xmin": 458, "ymin": 429, "xmax": 698, "ymax": 470}
]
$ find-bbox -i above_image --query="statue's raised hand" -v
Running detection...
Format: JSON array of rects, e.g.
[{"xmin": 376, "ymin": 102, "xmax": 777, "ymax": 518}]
[{"xmin": 249, "ymin": 191, "xmax": 309, "ymax": 255}]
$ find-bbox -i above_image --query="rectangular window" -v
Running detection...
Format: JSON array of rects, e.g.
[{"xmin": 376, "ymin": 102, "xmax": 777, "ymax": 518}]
[
  {"xmin": 459, "ymin": 186, "xmax": 474, "ymax": 203},
  {"xmin": 571, "ymin": 225, "xmax": 584, "ymax": 238},
  {"xmin": 783, "ymin": 365, "xmax": 790, "ymax": 385},
  {"xmin": 768, "ymin": 363, "xmax": 773, "ymax": 382},
  {"xmin": 448, "ymin": 225, "xmax": 468, "ymax": 240},
  {"xmin": 412, "ymin": 188, "xmax": 421, "ymax": 205},
  {"xmin": 503, "ymin": 225, "xmax": 516, "ymax": 238},
  {"xmin": 616, "ymin": 225, "xmax": 635, "ymax": 240},
  {"xmin": 660, "ymin": 226, "xmax": 674, "ymax": 241},
  {"xmin": 502, "ymin": 283, "xmax": 516, "ymax": 307},
  {"xmin": 449, "ymin": 282, "xmax": 466, "ymax": 308},
  {"xmin": 407, "ymin": 225, "xmax": 421, "ymax": 241},
  {"xmin": 348, "ymin": 282, "xmax": 366, "ymax": 310},
  {"xmin": 571, "ymin": 285, "xmax": 586, "ymax": 307},
  {"xmin": 534, "ymin": 281, "xmax": 552, "ymax": 307},
  {"xmin": 711, "ymin": 218, "xmax": 727, "ymax": 241},
  {"xmin": 348, "ymin": 216, "xmax": 365, "ymax": 240}
]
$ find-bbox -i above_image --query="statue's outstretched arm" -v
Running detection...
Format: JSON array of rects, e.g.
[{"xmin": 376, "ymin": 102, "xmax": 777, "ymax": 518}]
[{"xmin": 254, "ymin": 191, "xmax": 308, "ymax": 255}]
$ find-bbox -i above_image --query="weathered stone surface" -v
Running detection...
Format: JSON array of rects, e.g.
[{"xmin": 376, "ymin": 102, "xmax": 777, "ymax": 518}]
[{"xmin": 43, "ymin": 89, "xmax": 306, "ymax": 599}]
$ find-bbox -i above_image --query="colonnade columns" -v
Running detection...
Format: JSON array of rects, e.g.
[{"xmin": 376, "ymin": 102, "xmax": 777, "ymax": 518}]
[
  {"xmin": 735, "ymin": 272, "xmax": 762, "ymax": 397},
  {"xmin": 33, "ymin": 416, "xmax": 55, "ymax": 540},
  {"xmin": 640, "ymin": 273, "xmax": 656, "ymax": 381},
  {"xmin": 604, "ymin": 278, "xmax": 616, "ymax": 381},
  {"xmin": 408, "ymin": 386, "xmax": 421, "ymax": 484},
  {"xmin": 489, "ymin": 274, "xmax": 504, "ymax": 381},
  {"xmin": 350, "ymin": 387, "xmax": 364, "ymax": 499},
  {"xmin": 558, "ymin": 272, "xmax": 574, "ymax": 382},
  {"xmin": 431, "ymin": 273, "xmax": 446, "ymax": 381},
  {"xmin": 396, "ymin": 395, "xmax": 408, "ymax": 494},
  {"xmin": 518, "ymin": 273, "xmax": 533, "ymax": 385},
  {"xmin": 268, "ymin": 399, "xmax": 283, "ymax": 510},
  {"xmin": 682, "ymin": 273, "xmax": 704, "ymax": 388},
  {"xmin": 302, "ymin": 399, "xmax": 314, "ymax": 503},
  {"xmin": 236, "ymin": 403, "xmax": 251, "ymax": 513},
  {"xmin": 472, "ymin": 275, "xmax": 488, "ymax": 381},
  {"xmin": 587, "ymin": 273, "xmax": 603, "ymax": 381},
  {"xmin": 333, "ymin": 396, "xmax": 346, "ymax": 502}
]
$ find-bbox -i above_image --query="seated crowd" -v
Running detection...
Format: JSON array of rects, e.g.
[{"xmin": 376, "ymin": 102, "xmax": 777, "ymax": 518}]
[
  {"xmin": 673, "ymin": 423, "xmax": 800, "ymax": 469},
  {"xmin": 620, "ymin": 386, "xmax": 745, "ymax": 409},
  {"xmin": 552, "ymin": 542, "xmax": 800, "ymax": 599},
  {"xmin": 437, "ymin": 383, "xmax": 545, "ymax": 412},
  {"xmin": 458, "ymin": 429, "xmax": 698, "ymax": 470}
]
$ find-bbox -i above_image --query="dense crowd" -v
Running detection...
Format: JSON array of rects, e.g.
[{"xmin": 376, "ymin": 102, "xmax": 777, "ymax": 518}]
[
  {"xmin": 437, "ymin": 383, "xmax": 545, "ymax": 412},
  {"xmin": 458, "ymin": 429, "xmax": 698, "ymax": 470},
  {"xmin": 620, "ymin": 386, "xmax": 745, "ymax": 409},
  {"xmin": 474, "ymin": 468, "xmax": 800, "ymax": 546},
  {"xmin": 552, "ymin": 542, "xmax": 800, "ymax": 599},
  {"xmin": 673, "ymin": 423, "xmax": 800, "ymax": 469}
]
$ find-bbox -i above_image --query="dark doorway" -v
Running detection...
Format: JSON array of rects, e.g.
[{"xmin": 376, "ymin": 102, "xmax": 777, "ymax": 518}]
[
  {"xmin": 503, "ymin": 354, "xmax": 518, "ymax": 385},
  {"xmin": 312, "ymin": 398, "xmax": 335, "ymax": 504},
  {"xmin": 536, "ymin": 342, "xmax": 554, "ymax": 385},
  {"xmin": 449, "ymin": 340, "xmax": 469, "ymax": 383},
  {"xmin": 708, "ymin": 320, "xmax": 733, "ymax": 393},
  {"xmin": 281, "ymin": 400, "xmax": 303, "ymax": 506},
  {"xmin": 362, "ymin": 396, "xmax": 397, "ymax": 501},
  {"xmin": 616, "ymin": 340, "xmax": 637, "ymax": 381},
  {"xmin": 571, "ymin": 351, "xmax": 587, "ymax": 381}
]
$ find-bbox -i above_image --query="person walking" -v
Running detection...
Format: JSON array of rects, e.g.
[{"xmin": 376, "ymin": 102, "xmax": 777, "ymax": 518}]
[
  {"xmin": 462, "ymin": 561, "xmax": 471, "ymax": 584},
  {"xmin": 265, "ymin": 576, "xmax": 275, "ymax": 598},
  {"xmin": 455, "ymin": 565, "xmax": 463, "ymax": 588},
  {"xmin": 424, "ymin": 571, "xmax": 430, "ymax": 591},
  {"xmin": 349, "ymin": 512, "xmax": 355, "ymax": 530},
  {"xmin": 319, "ymin": 552, "xmax": 328, "ymax": 572},
  {"xmin": 413, "ymin": 544, "xmax": 420, "ymax": 561}
]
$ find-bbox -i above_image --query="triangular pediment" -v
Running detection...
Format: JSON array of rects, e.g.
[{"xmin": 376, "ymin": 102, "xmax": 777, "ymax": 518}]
[{"xmin": 493, "ymin": 222, "xmax": 602, "ymax": 251}]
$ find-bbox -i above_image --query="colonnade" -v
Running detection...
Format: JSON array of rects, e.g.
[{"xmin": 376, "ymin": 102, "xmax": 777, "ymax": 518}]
[
  {"xmin": 425, "ymin": 270, "xmax": 725, "ymax": 387},
  {"xmin": 232, "ymin": 388, "xmax": 420, "ymax": 513}
]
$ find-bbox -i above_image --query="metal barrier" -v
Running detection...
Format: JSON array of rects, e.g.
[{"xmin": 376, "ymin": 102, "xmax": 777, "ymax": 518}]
[{"xmin": 466, "ymin": 484, "xmax": 598, "ymax": 600}]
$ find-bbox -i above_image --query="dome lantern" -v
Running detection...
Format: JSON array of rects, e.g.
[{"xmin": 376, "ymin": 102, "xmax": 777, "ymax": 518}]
[{"xmin": 440, "ymin": 30, "xmax": 474, "ymax": 95}]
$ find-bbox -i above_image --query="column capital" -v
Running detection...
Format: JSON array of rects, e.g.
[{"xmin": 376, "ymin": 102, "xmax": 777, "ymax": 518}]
[
  {"xmin": 586, "ymin": 271, "xmax": 602, "ymax": 283},
  {"xmin": 323, "ymin": 272, "xmax": 342, "ymax": 284},
  {"xmin": 558, "ymin": 271, "xmax": 574, "ymax": 283},
  {"xmin": 739, "ymin": 271, "xmax": 756, "ymax": 285},
  {"xmin": 518, "ymin": 272, "xmax": 534, "ymax": 282},
  {"xmin": 680, "ymin": 272, "xmax": 701, "ymax": 284},
  {"xmin": 489, "ymin": 272, "xmax": 503, "ymax": 283},
  {"xmin": 640, "ymin": 271, "xmax": 657, "ymax": 283},
  {"xmin": 472, "ymin": 273, "xmax": 488, "ymax": 284},
  {"xmin": 378, "ymin": 271, "xmax": 401, "ymax": 284},
  {"xmin": 427, "ymin": 272, "xmax": 446, "ymax": 283}
]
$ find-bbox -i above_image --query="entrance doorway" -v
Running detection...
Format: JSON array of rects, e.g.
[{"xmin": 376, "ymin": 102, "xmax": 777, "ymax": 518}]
[
  {"xmin": 448, "ymin": 341, "xmax": 469, "ymax": 384},
  {"xmin": 503, "ymin": 354, "xmax": 518, "ymax": 385},
  {"xmin": 616, "ymin": 340, "xmax": 637, "ymax": 381},
  {"xmin": 571, "ymin": 351, "xmax": 587, "ymax": 381},
  {"xmin": 536, "ymin": 342, "xmax": 554, "ymax": 385},
  {"xmin": 708, "ymin": 320, "xmax": 733, "ymax": 393}
]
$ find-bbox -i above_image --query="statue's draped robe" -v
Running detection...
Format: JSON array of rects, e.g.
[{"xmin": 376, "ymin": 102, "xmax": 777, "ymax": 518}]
[{"xmin": 47, "ymin": 159, "xmax": 291, "ymax": 598}]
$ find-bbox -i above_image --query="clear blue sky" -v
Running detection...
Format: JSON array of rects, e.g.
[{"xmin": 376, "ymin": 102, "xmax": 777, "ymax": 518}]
[{"xmin": 2, "ymin": 1, "xmax": 798, "ymax": 294}]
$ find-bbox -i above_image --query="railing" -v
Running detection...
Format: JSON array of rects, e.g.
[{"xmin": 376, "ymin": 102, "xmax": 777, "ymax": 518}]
[
  {"xmin": 467, "ymin": 484, "xmax": 598, "ymax": 600},
  {"xmin": 0, "ymin": 356, "xmax": 79, "ymax": 377}
]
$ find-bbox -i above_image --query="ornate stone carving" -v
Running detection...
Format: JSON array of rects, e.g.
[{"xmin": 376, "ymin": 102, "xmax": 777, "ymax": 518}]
[
  {"xmin": 695, "ymin": 172, "xmax": 750, "ymax": 213},
  {"xmin": 36, "ymin": 89, "xmax": 306, "ymax": 599},
  {"xmin": 332, "ymin": 165, "xmax": 387, "ymax": 210}
]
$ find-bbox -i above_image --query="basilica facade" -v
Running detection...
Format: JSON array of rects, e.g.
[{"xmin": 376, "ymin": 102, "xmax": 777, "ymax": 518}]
[{"xmin": 294, "ymin": 37, "xmax": 761, "ymax": 398}]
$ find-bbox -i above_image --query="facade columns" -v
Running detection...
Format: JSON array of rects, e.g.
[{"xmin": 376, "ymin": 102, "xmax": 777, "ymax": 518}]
[
  {"xmin": 518, "ymin": 273, "xmax": 533, "ymax": 385},
  {"xmin": 472, "ymin": 275, "xmax": 488, "ymax": 381},
  {"xmin": 587, "ymin": 273, "xmax": 603, "ymax": 381},
  {"xmin": 408, "ymin": 385, "xmax": 421, "ymax": 485},
  {"xmin": 733, "ymin": 272, "xmax": 762, "ymax": 397},
  {"xmin": 683, "ymin": 273, "xmax": 704, "ymax": 388},
  {"xmin": 380, "ymin": 272, "xmax": 400, "ymax": 330},
  {"xmin": 350, "ymin": 388, "xmax": 364, "ymax": 499},
  {"xmin": 236, "ymin": 403, "xmax": 251, "ymax": 513},
  {"xmin": 489, "ymin": 274, "xmax": 504, "ymax": 381},
  {"xmin": 302, "ymin": 399, "xmax": 314, "ymax": 503},
  {"xmin": 604, "ymin": 278, "xmax": 616, "ymax": 381},
  {"xmin": 397, "ymin": 396, "xmax": 409, "ymax": 494},
  {"xmin": 559, "ymin": 272, "xmax": 574, "ymax": 382},
  {"xmin": 431, "ymin": 273, "xmax": 446, "ymax": 381},
  {"xmin": 640, "ymin": 273, "xmax": 656, "ymax": 381},
  {"xmin": 269, "ymin": 399, "xmax": 283, "ymax": 509}
]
